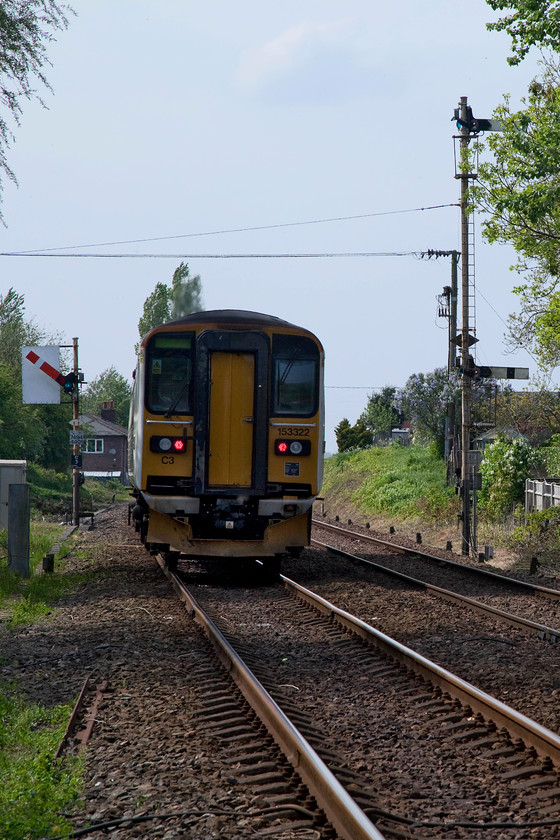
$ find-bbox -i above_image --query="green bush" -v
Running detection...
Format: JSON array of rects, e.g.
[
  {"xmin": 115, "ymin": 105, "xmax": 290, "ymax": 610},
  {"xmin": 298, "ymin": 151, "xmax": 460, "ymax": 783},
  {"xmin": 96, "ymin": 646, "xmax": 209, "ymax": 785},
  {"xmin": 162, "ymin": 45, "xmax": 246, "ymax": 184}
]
[{"xmin": 479, "ymin": 437, "xmax": 542, "ymax": 520}]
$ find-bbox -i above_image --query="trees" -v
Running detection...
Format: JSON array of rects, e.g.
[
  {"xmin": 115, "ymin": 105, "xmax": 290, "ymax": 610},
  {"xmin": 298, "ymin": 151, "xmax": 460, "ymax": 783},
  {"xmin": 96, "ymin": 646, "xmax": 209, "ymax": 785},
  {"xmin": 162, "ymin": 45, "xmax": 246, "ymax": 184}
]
[
  {"xmin": 360, "ymin": 386, "xmax": 401, "ymax": 441},
  {"xmin": 470, "ymin": 65, "xmax": 560, "ymax": 369},
  {"xmin": 398, "ymin": 368, "xmax": 459, "ymax": 457},
  {"xmin": 471, "ymin": 5, "xmax": 560, "ymax": 370},
  {"xmin": 138, "ymin": 263, "xmax": 203, "ymax": 341},
  {"xmin": 0, "ymin": 1, "xmax": 73, "ymax": 219},
  {"xmin": 170, "ymin": 262, "xmax": 203, "ymax": 320},
  {"xmin": 486, "ymin": 1, "xmax": 560, "ymax": 65},
  {"xmin": 334, "ymin": 417, "xmax": 373, "ymax": 453},
  {"xmin": 81, "ymin": 366, "xmax": 132, "ymax": 427},
  {"xmin": 0, "ymin": 287, "xmax": 71, "ymax": 471}
]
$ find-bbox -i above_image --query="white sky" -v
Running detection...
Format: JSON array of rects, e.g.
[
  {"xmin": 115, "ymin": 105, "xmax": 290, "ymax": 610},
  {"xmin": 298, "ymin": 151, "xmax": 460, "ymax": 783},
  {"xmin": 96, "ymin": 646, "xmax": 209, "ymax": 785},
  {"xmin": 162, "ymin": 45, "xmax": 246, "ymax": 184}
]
[{"xmin": 1, "ymin": 0, "xmax": 544, "ymax": 453}]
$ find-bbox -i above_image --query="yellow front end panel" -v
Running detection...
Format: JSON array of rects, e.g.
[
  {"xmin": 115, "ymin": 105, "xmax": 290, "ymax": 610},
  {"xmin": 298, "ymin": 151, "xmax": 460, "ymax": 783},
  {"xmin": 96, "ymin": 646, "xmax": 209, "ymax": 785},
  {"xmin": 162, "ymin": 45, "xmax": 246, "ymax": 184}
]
[{"xmin": 267, "ymin": 418, "xmax": 321, "ymax": 494}]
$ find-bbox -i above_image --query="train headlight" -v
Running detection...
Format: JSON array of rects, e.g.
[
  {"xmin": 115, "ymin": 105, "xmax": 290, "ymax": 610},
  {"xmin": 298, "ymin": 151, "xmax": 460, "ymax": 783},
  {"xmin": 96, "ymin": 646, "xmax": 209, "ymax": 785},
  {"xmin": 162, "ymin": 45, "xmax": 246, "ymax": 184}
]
[
  {"xmin": 274, "ymin": 439, "xmax": 311, "ymax": 456},
  {"xmin": 150, "ymin": 435, "xmax": 188, "ymax": 453}
]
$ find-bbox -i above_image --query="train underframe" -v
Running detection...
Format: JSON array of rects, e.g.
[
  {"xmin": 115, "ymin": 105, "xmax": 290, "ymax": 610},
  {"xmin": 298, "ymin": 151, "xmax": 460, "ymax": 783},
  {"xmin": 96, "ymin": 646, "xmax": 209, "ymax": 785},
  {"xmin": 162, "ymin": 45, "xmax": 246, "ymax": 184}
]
[{"xmin": 131, "ymin": 492, "xmax": 313, "ymax": 560}]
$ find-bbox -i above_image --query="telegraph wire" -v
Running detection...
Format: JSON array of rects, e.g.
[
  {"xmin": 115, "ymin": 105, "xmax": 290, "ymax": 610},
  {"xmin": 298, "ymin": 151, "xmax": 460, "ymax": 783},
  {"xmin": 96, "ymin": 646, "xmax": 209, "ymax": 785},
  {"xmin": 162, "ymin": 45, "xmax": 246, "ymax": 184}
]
[
  {"xmin": 0, "ymin": 250, "xmax": 421, "ymax": 259},
  {"xmin": 4, "ymin": 203, "xmax": 459, "ymax": 255}
]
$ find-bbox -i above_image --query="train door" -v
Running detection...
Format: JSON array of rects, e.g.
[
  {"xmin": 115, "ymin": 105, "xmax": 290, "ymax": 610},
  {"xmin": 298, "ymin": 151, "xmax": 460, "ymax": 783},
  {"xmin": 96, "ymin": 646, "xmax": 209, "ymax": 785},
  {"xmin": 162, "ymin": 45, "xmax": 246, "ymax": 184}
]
[
  {"xmin": 208, "ymin": 351, "xmax": 254, "ymax": 487},
  {"xmin": 194, "ymin": 330, "xmax": 269, "ymax": 495}
]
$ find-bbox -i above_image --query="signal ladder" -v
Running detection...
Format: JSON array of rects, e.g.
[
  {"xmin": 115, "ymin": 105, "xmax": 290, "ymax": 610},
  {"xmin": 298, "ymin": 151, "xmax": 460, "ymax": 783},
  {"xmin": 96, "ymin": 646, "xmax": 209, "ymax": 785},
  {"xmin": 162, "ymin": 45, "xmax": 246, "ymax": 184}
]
[{"xmin": 466, "ymin": 210, "xmax": 477, "ymax": 342}]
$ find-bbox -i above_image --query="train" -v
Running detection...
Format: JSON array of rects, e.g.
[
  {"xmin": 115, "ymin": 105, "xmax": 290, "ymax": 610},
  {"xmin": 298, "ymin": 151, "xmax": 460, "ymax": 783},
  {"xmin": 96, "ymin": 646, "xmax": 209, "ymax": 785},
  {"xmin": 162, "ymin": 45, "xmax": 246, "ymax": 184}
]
[{"xmin": 128, "ymin": 309, "xmax": 324, "ymax": 572}]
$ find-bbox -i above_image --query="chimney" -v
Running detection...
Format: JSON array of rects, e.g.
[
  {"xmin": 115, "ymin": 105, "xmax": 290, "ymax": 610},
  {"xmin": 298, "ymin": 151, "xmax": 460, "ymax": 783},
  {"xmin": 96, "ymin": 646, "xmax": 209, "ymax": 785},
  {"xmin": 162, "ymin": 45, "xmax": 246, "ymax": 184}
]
[{"xmin": 101, "ymin": 400, "xmax": 116, "ymax": 424}]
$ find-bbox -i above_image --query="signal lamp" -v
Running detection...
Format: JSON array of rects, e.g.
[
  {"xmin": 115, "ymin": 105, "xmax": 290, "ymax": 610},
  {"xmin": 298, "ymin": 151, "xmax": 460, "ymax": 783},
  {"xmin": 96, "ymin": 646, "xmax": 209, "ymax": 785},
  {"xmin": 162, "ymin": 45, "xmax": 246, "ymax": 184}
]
[
  {"xmin": 274, "ymin": 439, "xmax": 311, "ymax": 456},
  {"xmin": 150, "ymin": 435, "xmax": 187, "ymax": 453},
  {"xmin": 62, "ymin": 372, "xmax": 78, "ymax": 394}
]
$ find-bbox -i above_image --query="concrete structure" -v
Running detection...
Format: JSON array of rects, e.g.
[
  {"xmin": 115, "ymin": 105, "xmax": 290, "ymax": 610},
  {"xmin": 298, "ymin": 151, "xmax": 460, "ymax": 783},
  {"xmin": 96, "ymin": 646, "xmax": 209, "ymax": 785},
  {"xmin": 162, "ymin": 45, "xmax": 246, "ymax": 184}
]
[{"xmin": 0, "ymin": 460, "xmax": 27, "ymax": 530}]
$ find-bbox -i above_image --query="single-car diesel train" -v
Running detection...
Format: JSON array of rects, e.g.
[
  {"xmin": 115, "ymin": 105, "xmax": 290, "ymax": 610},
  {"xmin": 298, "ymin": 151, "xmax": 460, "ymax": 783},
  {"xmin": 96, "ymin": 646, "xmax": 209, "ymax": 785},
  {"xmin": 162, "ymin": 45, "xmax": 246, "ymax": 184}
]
[{"xmin": 128, "ymin": 310, "xmax": 324, "ymax": 571}]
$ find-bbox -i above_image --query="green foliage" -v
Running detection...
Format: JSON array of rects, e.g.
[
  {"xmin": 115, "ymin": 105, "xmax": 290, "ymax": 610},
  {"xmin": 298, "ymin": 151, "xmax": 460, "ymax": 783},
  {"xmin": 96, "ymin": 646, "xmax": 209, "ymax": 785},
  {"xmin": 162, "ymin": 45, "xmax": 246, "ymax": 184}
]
[
  {"xmin": 539, "ymin": 432, "xmax": 560, "ymax": 476},
  {"xmin": 360, "ymin": 386, "xmax": 401, "ymax": 439},
  {"xmin": 170, "ymin": 261, "xmax": 203, "ymax": 319},
  {"xmin": 0, "ymin": 2, "xmax": 74, "ymax": 221},
  {"xmin": 137, "ymin": 281, "xmax": 172, "ymax": 340},
  {"xmin": 334, "ymin": 417, "xmax": 372, "ymax": 452},
  {"xmin": 486, "ymin": 1, "xmax": 560, "ymax": 65},
  {"xmin": 80, "ymin": 476, "xmax": 130, "ymax": 509},
  {"xmin": 0, "ymin": 289, "xmax": 72, "ymax": 470},
  {"xmin": 0, "ymin": 684, "xmax": 82, "ymax": 839},
  {"xmin": 479, "ymin": 436, "xmax": 543, "ymax": 518},
  {"xmin": 471, "ymin": 63, "xmax": 560, "ymax": 370},
  {"xmin": 506, "ymin": 505, "xmax": 560, "ymax": 565},
  {"xmin": 81, "ymin": 365, "xmax": 132, "ymax": 426},
  {"xmin": 398, "ymin": 368, "xmax": 458, "ymax": 456},
  {"xmin": 27, "ymin": 463, "xmax": 72, "ymax": 515},
  {"xmin": 323, "ymin": 444, "xmax": 458, "ymax": 522},
  {"xmin": 138, "ymin": 262, "xmax": 204, "ymax": 341},
  {"xmin": 494, "ymin": 386, "xmax": 560, "ymax": 443}
]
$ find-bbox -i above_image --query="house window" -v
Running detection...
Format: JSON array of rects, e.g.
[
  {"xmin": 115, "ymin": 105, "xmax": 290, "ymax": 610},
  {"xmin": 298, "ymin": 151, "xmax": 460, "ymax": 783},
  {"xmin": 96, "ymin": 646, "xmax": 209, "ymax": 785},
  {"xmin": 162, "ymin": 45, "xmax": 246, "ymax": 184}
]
[{"xmin": 82, "ymin": 439, "xmax": 104, "ymax": 453}]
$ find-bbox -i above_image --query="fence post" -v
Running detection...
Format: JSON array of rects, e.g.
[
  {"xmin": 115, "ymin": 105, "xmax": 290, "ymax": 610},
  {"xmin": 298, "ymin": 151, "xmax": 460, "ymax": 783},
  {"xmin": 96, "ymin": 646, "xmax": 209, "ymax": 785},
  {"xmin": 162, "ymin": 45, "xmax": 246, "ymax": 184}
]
[{"xmin": 8, "ymin": 483, "xmax": 30, "ymax": 577}]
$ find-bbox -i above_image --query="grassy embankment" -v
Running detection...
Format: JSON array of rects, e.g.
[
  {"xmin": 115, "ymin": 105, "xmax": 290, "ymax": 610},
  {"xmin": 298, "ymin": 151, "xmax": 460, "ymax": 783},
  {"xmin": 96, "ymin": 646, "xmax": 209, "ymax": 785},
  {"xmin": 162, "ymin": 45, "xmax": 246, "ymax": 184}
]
[
  {"xmin": 321, "ymin": 443, "xmax": 462, "ymax": 548},
  {"xmin": 0, "ymin": 463, "xmax": 129, "ymax": 838},
  {"xmin": 321, "ymin": 442, "xmax": 560, "ymax": 577}
]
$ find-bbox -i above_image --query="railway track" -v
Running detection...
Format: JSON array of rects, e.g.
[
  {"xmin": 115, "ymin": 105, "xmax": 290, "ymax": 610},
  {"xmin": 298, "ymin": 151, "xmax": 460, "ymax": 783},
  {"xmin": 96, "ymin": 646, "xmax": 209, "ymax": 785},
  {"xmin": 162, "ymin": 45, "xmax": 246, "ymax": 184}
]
[
  {"xmin": 312, "ymin": 518, "xmax": 560, "ymax": 638},
  {"xmin": 27, "ymin": 507, "xmax": 560, "ymax": 839},
  {"xmin": 164, "ymin": 557, "xmax": 560, "ymax": 839}
]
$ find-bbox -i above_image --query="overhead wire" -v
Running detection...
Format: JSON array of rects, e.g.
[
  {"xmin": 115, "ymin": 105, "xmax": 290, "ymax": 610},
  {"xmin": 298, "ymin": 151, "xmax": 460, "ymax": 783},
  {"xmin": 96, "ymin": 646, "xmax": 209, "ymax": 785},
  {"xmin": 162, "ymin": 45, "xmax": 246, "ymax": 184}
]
[
  {"xmin": 0, "ymin": 250, "xmax": 421, "ymax": 259},
  {"xmin": 5, "ymin": 202, "xmax": 459, "ymax": 255}
]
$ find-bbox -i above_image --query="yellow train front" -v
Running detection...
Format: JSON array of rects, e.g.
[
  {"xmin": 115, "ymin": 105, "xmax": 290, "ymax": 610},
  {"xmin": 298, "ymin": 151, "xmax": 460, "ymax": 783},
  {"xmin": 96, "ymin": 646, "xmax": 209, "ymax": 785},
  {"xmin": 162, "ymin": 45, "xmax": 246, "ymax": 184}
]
[{"xmin": 129, "ymin": 310, "xmax": 324, "ymax": 568}]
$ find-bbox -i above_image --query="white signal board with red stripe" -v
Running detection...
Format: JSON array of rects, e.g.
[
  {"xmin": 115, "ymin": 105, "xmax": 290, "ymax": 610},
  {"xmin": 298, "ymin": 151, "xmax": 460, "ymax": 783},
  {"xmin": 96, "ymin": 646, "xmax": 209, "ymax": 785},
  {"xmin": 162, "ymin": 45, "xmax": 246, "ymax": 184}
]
[{"xmin": 22, "ymin": 346, "xmax": 62, "ymax": 404}]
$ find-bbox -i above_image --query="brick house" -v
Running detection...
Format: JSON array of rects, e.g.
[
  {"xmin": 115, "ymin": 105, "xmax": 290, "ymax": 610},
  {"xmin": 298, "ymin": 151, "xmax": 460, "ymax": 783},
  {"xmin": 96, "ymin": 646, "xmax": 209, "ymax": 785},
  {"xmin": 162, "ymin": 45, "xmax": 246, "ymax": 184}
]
[{"xmin": 80, "ymin": 401, "xmax": 128, "ymax": 483}]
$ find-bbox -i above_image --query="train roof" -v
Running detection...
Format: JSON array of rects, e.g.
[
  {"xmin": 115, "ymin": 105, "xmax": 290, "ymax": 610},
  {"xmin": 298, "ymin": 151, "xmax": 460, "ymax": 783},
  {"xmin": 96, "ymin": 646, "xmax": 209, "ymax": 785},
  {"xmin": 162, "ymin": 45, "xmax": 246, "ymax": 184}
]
[{"xmin": 155, "ymin": 309, "xmax": 309, "ymax": 331}]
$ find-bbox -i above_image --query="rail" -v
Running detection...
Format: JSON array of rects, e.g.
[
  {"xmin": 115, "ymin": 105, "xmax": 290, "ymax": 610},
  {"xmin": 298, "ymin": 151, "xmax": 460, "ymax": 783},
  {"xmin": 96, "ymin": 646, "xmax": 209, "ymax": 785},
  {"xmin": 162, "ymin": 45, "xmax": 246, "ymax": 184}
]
[{"xmin": 156, "ymin": 554, "xmax": 386, "ymax": 840}]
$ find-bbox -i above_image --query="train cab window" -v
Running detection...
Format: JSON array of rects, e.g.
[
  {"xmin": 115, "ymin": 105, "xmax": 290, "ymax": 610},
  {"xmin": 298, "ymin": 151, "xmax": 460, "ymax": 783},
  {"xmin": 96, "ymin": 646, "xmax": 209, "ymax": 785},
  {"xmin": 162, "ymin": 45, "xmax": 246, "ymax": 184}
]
[
  {"xmin": 145, "ymin": 333, "xmax": 194, "ymax": 415},
  {"xmin": 271, "ymin": 335, "xmax": 319, "ymax": 417}
]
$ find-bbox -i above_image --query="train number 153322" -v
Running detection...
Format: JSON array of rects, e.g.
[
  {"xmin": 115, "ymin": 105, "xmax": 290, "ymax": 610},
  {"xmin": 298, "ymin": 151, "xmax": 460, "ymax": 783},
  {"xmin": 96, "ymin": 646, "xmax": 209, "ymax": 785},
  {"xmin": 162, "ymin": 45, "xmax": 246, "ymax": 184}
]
[{"xmin": 277, "ymin": 427, "xmax": 310, "ymax": 436}]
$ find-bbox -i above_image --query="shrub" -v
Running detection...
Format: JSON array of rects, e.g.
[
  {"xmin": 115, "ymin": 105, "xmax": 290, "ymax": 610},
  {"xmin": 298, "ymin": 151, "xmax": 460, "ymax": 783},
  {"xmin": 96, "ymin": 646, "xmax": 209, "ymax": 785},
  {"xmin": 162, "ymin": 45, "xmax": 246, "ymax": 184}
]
[{"xmin": 479, "ymin": 437, "xmax": 542, "ymax": 519}]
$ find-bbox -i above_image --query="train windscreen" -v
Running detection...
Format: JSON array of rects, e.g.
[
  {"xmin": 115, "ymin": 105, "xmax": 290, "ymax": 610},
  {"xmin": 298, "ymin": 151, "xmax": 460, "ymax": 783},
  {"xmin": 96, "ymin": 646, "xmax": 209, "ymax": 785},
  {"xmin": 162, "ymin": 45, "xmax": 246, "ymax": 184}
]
[
  {"xmin": 145, "ymin": 333, "xmax": 194, "ymax": 415},
  {"xmin": 271, "ymin": 335, "xmax": 319, "ymax": 417}
]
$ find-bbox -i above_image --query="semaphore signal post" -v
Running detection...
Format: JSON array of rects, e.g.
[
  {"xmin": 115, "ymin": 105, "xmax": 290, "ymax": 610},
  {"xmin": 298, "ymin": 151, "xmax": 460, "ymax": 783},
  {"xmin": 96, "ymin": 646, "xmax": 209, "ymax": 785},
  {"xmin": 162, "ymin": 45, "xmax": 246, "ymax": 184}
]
[
  {"xmin": 452, "ymin": 97, "xmax": 527, "ymax": 556},
  {"xmin": 22, "ymin": 337, "xmax": 83, "ymax": 526}
]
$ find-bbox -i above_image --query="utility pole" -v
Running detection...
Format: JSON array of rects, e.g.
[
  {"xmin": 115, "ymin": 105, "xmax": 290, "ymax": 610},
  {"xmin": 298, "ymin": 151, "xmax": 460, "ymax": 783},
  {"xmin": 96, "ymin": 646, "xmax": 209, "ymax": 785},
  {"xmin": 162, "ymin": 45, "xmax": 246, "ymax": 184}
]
[{"xmin": 457, "ymin": 96, "xmax": 476, "ymax": 556}]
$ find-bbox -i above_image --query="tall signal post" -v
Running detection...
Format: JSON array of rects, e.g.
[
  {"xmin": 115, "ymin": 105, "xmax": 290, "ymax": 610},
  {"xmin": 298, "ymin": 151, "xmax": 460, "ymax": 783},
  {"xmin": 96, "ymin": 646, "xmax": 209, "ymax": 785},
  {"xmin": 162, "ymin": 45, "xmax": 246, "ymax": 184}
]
[
  {"xmin": 456, "ymin": 96, "xmax": 476, "ymax": 554},
  {"xmin": 452, "ymin": 97, "xmax": 504, "ymax": 555}
]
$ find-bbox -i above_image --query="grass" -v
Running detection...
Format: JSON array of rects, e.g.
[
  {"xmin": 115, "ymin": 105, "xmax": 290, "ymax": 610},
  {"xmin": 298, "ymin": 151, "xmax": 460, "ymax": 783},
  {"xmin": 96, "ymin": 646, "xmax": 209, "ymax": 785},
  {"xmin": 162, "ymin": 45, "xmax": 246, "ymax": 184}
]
[
  {"xmin": 28, "ymin": 462, "xmax": 130, "ymax": 518},
  {"xmin": 323, "ymin": 443, "xmax": 459, "ymax": 523},
  {"xmin": 0, "ymin": 685, "xmax": 83, "ymax": 839},
  {"xmin": 0, "ymin": 519, "xmax": 92, "ymax": 837}
]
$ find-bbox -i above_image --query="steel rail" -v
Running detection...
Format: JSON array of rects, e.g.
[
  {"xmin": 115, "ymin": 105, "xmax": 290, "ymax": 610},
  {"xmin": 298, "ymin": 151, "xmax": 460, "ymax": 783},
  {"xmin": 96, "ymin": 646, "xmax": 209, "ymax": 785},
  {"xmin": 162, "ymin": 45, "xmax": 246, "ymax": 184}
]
[
  {"xmin": 282, "ymin": 573, "xmax": 560, "ymax": 765},
  {"xmin": 313, "ymin": 518, "xmax": 560, "ymax": 601},
  {"xmin": 155, "ymin": 555, "xmax": 387, "ymax": 840},
  {"xmin": 312, "ymin": 538, "xmax": 560, "ymax": 642}
]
